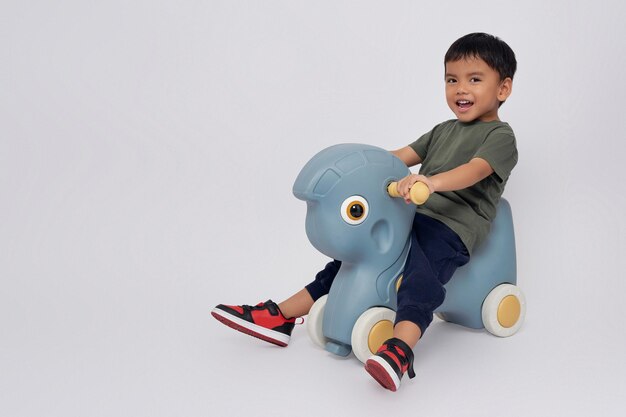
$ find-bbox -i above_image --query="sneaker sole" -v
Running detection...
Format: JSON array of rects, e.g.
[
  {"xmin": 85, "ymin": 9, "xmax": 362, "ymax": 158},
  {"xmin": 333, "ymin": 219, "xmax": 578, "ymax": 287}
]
[
  {"xmin": 365, "ymin": 355, "xmax": 401, "ymax": 392},
  {"xmin": 211, "ymin": 307, "xmax": 290, "ymax": 347}
]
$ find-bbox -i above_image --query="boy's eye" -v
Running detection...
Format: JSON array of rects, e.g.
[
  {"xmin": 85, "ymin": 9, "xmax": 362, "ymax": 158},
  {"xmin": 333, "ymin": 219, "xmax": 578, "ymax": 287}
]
[
  {"xmin": 446, "ymin": 78, "xmax": 457, "ymax": 84},
  {"xmin": 470, "ymin": 78, "xmax": 481, "ymax": 83}
]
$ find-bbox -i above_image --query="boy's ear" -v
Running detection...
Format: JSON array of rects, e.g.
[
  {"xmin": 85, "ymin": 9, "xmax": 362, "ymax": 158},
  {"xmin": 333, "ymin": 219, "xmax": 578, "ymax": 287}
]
[{"xmin": 497, "ymin": 77, "xmax": 513, "ymax": 102}]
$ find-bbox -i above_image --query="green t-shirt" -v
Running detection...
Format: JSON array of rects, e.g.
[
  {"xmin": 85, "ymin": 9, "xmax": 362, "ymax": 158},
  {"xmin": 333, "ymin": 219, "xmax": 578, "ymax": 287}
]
[{"xmin": 409, "ymin": 119, "xmax": 518, "ymax": 254}]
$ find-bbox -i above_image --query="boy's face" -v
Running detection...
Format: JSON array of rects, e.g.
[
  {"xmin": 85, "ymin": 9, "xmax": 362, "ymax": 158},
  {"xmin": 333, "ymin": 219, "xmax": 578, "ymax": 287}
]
[{"xmin": 444, "ymin": 57, "xmax": 512, "ymax": 123}]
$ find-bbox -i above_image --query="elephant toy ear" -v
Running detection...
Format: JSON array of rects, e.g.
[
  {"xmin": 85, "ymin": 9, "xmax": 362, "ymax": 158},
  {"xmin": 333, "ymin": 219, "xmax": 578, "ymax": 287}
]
[
  {"xmin": 375, "ymin": 230, "xmax": 411, "ymax": 304},
  {"xmin": 370, "ymin": 219, "xmax": 392, "ymax": 254}
]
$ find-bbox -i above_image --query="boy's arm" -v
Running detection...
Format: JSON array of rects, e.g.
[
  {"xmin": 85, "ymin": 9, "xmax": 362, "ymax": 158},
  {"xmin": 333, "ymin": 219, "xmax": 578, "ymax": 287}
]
[
  {"xmin": 396, "ymin": 158, "xmax": 494, "ymax": 203},
  {"xmin": 391, "ymin": 146, "xmax": 422, "ymax": 167},
  {"xmin": 429, "ymin": 157, "xmax": 494, "ymax": 192}
]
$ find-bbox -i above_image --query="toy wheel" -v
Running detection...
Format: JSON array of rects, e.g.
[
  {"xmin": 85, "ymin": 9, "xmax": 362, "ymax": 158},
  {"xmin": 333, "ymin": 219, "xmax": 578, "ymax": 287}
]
[
  {"xmin": 351, "ymin": 307, "xmax": 396, "ymax": 363},
  {"xmin": 482, "ymin": 284, "xmax": 526, "ymax": 337},
  {"xmin": 307, "ymin": 295, "xmax": 329, "ymax": 348}
]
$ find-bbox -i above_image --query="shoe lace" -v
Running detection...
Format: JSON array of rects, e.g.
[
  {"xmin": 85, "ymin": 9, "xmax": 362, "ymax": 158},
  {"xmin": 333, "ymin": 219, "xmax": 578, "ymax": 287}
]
[
  {"xmin": 384, "ymin": 339, "xmax": 416, "ymax": 379},
  {"xmin": 242, "ymin": 300, "xmax": 278, "ymax": 315},
  {"xmin": 242, "ymin": 301, "xmax": 304, "ymax": 324}
]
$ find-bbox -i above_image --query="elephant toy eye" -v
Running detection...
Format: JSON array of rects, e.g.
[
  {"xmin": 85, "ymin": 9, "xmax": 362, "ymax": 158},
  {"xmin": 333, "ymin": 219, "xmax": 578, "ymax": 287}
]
[{"xmin": 341, "ymin": 195, "xmax": 369, "ymax": 225}]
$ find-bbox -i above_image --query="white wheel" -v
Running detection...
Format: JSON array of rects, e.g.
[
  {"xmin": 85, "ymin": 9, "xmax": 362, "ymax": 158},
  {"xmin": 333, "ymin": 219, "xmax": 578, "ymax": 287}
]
[
  {"xmin": 307, "ymin": 295, "xmax": 329, "ymax": 348},
  {"xmin": 482, "ymin": 284, "xmax": 526, "ymax": 337},
  {"xmin": 351, "ymin": 307, "xmax": 396, "ymax": 363}
]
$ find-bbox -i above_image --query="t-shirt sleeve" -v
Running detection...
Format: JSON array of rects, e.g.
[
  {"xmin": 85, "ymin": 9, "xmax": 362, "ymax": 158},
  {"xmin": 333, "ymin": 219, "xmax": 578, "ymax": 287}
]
[
  {"xmin": 408, "ymin": 122, "xmax": 442, "ymax": 160},
  {"xmin": 474, "ymin": 130, "xmax": 518, "ymax": 183}
]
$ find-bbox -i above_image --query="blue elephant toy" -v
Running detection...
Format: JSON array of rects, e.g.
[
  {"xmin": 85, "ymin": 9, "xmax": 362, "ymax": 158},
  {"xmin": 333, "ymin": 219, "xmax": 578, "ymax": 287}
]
[{"xmin": 293, "ymin": 143, "xmax": 525, "ymax": 363}]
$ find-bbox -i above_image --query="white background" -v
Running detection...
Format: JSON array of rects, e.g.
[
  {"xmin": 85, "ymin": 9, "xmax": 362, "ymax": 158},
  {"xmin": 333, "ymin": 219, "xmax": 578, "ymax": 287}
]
[{"xmin": 2, "ymin": 1, "xmax": 625, "ymax": 416}]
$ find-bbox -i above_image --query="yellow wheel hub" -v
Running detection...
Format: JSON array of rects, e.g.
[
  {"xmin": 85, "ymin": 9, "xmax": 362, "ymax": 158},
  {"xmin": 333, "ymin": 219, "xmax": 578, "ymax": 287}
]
[
  {"xmin": 368, "ymin": 320, "xmax": 394, "ymax": 354},
  {"xmin": 497, "ymin": 295, "xmax": 521, "ymax": 328}
]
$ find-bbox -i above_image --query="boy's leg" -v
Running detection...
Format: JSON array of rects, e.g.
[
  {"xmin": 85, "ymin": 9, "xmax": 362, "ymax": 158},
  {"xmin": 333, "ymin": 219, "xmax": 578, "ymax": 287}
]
[
  {"xmin": 212, "ymin": 260, "xmax": 341, "ymax": 346},
  {"xmin": 392, "ymin": 321, "xmax": 422, "ymax": 348},
  {"xmin": 303, "ymin": 259, "xmax": 342, "ymax": 303},
  {"xmin": 278, "ymin": 288, "xmax": 315, "ymax": 319},
  {"xmin": 276, "ymin": 258, "xmax": 342, "ymax": 319},
  {"xmin": 365, "ymin": 214, "xmax": 468, "ymax": 391},
  {"xmin": 395, "ymin": 214, "xmax": 469, "ymax": 343},
  {"xmin": 364, "ymin": 225, "xmax": 434, "ymax": 391}
]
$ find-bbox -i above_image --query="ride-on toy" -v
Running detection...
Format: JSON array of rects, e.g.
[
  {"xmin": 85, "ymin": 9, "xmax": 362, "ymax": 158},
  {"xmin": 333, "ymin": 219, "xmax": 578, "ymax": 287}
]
[{"xmin": 293, "ymin": 144, "xmax": 525, "ymax": 363}]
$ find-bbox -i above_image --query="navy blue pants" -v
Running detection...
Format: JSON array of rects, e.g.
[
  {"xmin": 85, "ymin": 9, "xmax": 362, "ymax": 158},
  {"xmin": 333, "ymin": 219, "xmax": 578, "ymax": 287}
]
[{"xmin": 305, "ymin": 213, "xmax": 469, "ymax": 335}]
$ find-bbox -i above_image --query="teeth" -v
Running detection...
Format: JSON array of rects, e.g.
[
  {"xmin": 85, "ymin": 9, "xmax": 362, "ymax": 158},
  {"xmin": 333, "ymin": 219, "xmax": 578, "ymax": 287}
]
[{"xmin": 457, "ymin": 100, "xmax": 471, "ymax": 105}]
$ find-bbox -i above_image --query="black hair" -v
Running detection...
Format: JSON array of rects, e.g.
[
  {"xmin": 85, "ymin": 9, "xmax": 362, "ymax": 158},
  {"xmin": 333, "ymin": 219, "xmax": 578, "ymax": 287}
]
[{"xmin": 445, "ymin": 33, "xmax": 517, "ymax": 81}]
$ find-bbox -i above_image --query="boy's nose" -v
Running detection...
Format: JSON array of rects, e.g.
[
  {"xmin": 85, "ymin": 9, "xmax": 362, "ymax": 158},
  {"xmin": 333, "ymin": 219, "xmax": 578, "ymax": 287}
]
[{"xmin": 456, "ymin": 84, "xmax": 468, "ymax": 94}]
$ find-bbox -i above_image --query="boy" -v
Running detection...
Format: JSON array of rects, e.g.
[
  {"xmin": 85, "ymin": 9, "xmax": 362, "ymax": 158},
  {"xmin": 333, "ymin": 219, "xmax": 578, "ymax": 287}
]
[{"xmin": 212, "ymin": 33, "xmax": 518, "ymax": 392}]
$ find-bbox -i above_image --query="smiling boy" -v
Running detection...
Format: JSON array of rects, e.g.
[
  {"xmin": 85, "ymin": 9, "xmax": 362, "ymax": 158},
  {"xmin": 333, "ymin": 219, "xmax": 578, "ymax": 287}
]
[{"xmin": 212, "ymin": 33, "xmax": 518, "ymax": 392}]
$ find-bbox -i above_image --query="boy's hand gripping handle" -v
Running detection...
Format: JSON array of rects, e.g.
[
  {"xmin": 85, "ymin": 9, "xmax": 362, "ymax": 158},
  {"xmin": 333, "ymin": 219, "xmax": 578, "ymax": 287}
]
[{"xmin": 387, "ymin": 181, "xmax": 430, "ymax": 205}]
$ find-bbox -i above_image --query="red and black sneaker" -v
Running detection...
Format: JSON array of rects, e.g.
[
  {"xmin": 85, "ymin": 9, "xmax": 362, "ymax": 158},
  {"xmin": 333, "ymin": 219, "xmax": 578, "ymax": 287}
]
[
  {"xmin": 211, "ymin": 300, "xmax": 297, "ymax": 347},
  {"xmin": 364, "ymin": 337, "xmax": 416, "ymax": 391}
]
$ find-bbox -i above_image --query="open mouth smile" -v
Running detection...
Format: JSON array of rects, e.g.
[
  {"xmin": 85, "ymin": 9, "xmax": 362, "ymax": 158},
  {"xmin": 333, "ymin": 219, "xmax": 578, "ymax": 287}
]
[{"xmin": 456, "ymin": 100, "xmax": 474, "ymax": 112}]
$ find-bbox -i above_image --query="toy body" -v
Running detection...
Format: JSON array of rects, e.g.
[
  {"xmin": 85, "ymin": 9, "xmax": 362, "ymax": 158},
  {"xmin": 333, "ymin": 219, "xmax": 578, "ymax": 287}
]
[{"xmin": 295, "ymin": 144, "xmax": 525, "ymax": 361}]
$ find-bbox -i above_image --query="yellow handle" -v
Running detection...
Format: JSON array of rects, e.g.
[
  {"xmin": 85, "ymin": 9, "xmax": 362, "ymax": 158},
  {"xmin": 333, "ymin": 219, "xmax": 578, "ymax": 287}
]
[{"xmin": 387, "ymin": 181, "xmax": 430, "ymax": 205}]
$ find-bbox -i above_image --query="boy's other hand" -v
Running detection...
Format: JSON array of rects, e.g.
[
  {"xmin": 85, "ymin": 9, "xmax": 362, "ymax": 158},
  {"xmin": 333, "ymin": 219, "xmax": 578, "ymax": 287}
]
[{"xmin": 397, "ymin": 174, "xmax": 435, "ymax": 204}]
